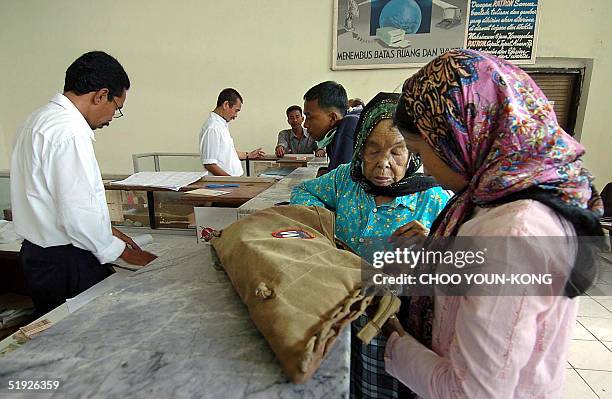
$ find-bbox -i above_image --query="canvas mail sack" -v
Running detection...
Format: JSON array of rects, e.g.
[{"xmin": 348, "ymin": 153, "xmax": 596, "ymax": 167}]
[{"xmin": 211, "ymin": 205, "xmax": 374, "ymax": 383}]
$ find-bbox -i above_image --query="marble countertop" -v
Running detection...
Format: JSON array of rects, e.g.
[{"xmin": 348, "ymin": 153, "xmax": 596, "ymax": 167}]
[
  {"xmin": 238, "ymin": 166, "xmax": 318, "ymax": 218},
  {"xmin": 0, "ymin": 234, "xmax": 349, "ymax": 398}
]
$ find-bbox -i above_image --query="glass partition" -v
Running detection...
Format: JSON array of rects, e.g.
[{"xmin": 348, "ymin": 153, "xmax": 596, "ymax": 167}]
[
  {"xmin": 104, "ymin": 188, "xmax": 151, "ymax": 228},
  {"xmin": 132, "ymin": 153, "xmax": 252, "ymax": 176},
  {"xmin": 153, "ymin": 191, "xmax": 196, "ymax": 229},
  {"xmin": 133, "ymin": 153, "xmax": 201, "ymax": 173},
  {"xmin": 158, "ymin": 155, "xmax": 203, "ymax": 172},
  {"xmin": 133, "ymin": 156, "xmax": 157, "ymax": 172}
]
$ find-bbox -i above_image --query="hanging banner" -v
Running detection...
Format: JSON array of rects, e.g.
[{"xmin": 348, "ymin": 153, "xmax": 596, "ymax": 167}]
[{"xmin": 332, "ymin": 0, "xmax": 541, "ymax": 70}]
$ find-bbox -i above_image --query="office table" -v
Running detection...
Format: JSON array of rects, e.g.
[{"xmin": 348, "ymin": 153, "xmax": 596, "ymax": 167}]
[{"xmin": 105, "ymin": 177, "xmax": 276, "ymax": 228}]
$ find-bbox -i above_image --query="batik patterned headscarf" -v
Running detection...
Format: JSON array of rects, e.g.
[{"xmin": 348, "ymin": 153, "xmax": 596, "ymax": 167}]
[
  {"xmin": 350, "ymin": 92, "xmax": 438, "ymax": 197},
  {"xmin": 398, "ymin": 49, "xmax": 603, "ymax": 237},
  {"xmin": 395, "ymin": 50, "xmax": 605, "ymax": 345}
]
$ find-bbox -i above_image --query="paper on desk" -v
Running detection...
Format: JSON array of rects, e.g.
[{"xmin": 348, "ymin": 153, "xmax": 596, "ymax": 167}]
[
  {"xmin": 184, "ymin": 188, "xmax": 230, "ymax": 197},
  {"xmin": 110, "ymin": 171, "xmax": 205, "ymax": 191},
  {"xmin": 132, "ymin": 233, "xmax": 154, "ymax": 248}
]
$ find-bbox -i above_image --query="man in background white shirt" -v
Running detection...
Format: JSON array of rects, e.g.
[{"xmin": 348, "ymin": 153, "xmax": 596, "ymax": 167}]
[
  {"xmin": 10, "ymin": 51, "xmax": 156, "ymax": 316},
  {"xmin": 198, "ymin": 88, "xmax": 265, "ymax": 176}
]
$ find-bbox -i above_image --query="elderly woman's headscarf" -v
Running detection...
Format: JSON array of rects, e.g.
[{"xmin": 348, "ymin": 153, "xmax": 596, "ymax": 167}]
[
  {"xmin": 349, "ymin": 92, "xmax": 438, "ymax": 197},
  {"xmin": 395, "ymin": 49, "xmax": 605, "ymax": 297}
]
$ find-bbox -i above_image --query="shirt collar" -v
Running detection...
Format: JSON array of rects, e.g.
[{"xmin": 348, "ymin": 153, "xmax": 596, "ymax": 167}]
[
  {"xmin": 290, "ymin": 127, "xmax": 309, "ymax": 140},
  {"xmin": 211, "ymin": 111, "xmax": 229, "ymax": 127},
  {"xmin": 378, "ymin": 192, "xmax": 418, "ymax": 211},
  {"xmin": 49, "ymin": 93, "xmax": 95, "ymax": 141}
]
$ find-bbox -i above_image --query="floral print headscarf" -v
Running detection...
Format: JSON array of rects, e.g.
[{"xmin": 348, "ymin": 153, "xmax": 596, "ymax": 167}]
[
  {"xmin": 395, "ymin": 50, "xmax": 605, "ymax": 345},
  {"xmin": 398, "ymin": 49, "xmax": 603, "ymax": 237}
]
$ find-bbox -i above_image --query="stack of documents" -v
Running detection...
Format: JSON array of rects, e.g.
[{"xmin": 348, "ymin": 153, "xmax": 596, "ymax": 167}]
[
  {"xmin": 110, "ymin": 172, "xmax": 206, "ymax": 191},
  {"xmin": 184, "ymin": 188, "xmax": 230, "ymax": 197}
]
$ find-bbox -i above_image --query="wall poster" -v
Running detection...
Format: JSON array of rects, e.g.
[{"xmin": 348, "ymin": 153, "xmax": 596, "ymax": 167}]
[{"xmin": 332, "ymin": 0, "xmax": 541, "ymax": 69}]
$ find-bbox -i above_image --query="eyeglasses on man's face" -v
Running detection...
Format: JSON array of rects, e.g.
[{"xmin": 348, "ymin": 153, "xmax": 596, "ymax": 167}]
[{"xmin": 113, "ymin": 99, "xmax": 124, "ymax": 119}]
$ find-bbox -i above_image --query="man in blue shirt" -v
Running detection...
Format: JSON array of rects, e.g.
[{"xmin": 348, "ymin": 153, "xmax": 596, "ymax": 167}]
[{"xmin": 303, "ymin": 81, "xmax": 360, "ymax": 175}]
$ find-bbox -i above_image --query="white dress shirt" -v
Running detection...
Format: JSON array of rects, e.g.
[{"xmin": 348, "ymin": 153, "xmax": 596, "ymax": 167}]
[
  {"xmin": 198, "ymin": 111, "xmax": 243, "ymax": 176},
  {"xmin": 10, "ymin": 93, "xmax": 125, "ymax": 264}
]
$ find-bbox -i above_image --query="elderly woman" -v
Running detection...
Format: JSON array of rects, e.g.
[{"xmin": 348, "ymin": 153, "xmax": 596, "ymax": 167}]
[
  {"xmin": 291, "ymin": 92, "xmax": 451, "ymax": 398},
  {"xmin": 384, "ymin": 49, "xmax": 605, "ymax": 398}
]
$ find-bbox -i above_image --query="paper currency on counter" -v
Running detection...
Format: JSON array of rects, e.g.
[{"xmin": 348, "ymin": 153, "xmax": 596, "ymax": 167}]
[{"xmin": 18, "ymin": 319, "xmax": 52, "ymax": 338}]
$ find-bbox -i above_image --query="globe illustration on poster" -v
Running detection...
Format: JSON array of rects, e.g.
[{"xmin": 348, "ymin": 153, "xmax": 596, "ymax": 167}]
[{"xmin": 379, "ymin": 0, "xmax": 422, "ymax": 34}]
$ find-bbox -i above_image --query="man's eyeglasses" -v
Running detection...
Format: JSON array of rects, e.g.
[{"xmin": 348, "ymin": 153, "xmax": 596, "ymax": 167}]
[{"xmin": 113, "ymin": 99, "xmax": 124, "ymax": 119}]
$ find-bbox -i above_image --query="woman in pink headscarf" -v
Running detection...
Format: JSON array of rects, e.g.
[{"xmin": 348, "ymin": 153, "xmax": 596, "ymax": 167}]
[{"xmin": 385, "ymin": 49, "xmax": 605, "ymax": 398}]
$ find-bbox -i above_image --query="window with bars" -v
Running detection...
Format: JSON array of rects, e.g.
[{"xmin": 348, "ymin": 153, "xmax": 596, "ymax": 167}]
[{"xmin": 525, "ymin": 69, "xmax": 583, "ymax": 136}]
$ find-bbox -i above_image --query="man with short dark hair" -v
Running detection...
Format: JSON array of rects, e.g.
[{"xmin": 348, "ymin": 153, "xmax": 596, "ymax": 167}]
[
  {"xmin": 303, "ymin": 81, "xmax": 360, "ymax": 174},
  {"xmin": 348, "ymin": 98, "xmax": 364, "ymax": 114},
  {"xmin": 199, "ymin": 88, "xmax": 265, "ymax": 176},
  {"xmin": 10, "ymin": 51, "xmax": 156, "ymax": 316},
  {"xmin": 275, "ymin": 105, "xmax": 325, "ymax": 157}
]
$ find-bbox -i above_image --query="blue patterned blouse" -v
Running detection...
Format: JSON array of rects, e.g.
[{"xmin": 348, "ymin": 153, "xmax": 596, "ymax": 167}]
[{"xmin": 290, "ymin": 163, "xmax": 451, "ymax": 257}]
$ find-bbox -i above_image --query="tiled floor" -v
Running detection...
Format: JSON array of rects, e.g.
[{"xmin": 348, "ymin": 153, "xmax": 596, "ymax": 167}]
[{"xmin": 564, "ymin": 268, "xmax": 612, "ymax": 399}]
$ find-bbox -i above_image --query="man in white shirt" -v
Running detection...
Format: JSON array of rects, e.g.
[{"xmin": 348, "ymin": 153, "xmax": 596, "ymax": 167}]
[
  {"xmin": 10, "ymin": 51, "xmax": 156, "ymax": 316},
  {"xmin": 198, "ymin": 88, "xmax": 265, "ymax": 176}
]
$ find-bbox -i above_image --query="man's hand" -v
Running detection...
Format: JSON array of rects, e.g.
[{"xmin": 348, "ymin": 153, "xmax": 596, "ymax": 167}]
[
  {"xmin": 119, "ymin": 246, "xmax": 157, "ymax": 266},
  {"xmin": 275, "ymin": 145, "xmax": 285, "ymax": 157},
  {"xmin": 248, "ymin": 148, "xmax": 265, "ymax": 159},
  {"xmin": 315, "ymin": 149, "xmax": 326, "ymax": 157},
  {"xmin": 112, "ymin": 226, "xmax": 141, "ymax": 250}
]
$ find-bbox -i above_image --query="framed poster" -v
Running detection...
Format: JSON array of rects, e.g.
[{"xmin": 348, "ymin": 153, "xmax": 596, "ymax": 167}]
[
  {"xmin": 332, "ymin": 0, "xmax": 540, "ymax": 70},
  {"xmin": 466, "ymin": 0, "xmax": 540, "ymax": 63}
]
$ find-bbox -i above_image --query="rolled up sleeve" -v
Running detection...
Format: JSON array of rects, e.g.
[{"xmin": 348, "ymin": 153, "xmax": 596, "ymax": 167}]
[
  {"xmin": 276, "ymin": 130, "xmax": 290, "ymax": 149},
  {"xmin": 199, "ymin": 127, "xmax": 222, "ymax": 165}
]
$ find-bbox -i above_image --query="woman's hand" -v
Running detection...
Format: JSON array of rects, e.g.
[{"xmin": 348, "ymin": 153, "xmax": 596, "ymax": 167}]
[
  {"xmin": 382, "ymin": 315, "xmax": 407, "ymax": 339},
  {"xmin": 391, "ymin": 220, "xmax": 429, "ymax": 238}
]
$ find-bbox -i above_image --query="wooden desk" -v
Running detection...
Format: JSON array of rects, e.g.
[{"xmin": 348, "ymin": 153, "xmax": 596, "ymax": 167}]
[
  {"xmin": 105, "ymin": 177, "xmax": 276, "ymax": 228},
  {"xmin": 181, "ymin": 180, "xmax": 276, "ymax": 207}
]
